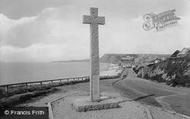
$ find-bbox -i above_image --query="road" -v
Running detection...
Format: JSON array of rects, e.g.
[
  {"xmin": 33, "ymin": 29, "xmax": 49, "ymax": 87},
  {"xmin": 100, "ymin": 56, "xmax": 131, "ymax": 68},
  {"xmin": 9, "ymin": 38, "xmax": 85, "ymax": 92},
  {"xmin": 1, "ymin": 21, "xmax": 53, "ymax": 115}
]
[{"xmin": 113, "ymin": 68, "xmax": 190, "ymax": 116}]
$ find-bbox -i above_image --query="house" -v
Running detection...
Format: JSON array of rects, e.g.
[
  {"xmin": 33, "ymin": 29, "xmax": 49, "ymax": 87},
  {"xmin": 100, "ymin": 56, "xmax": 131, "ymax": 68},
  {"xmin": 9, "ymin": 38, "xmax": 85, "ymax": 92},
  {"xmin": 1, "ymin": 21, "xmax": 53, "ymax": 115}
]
[
  {"xmin": 177, "ymin": 48, "xmax": 190, "ymax": 57},
  {"xmin": 121, "ymin": 56, "xmax": 135, "ymax": 67}
]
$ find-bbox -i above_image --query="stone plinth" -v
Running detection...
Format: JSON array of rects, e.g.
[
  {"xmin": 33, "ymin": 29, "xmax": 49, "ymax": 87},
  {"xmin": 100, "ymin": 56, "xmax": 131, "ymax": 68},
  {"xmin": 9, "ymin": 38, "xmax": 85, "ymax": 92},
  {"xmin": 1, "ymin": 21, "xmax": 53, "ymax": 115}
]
[{"xmin": 71, "ymin": 96, "xmax": 120, "ymax": 112}]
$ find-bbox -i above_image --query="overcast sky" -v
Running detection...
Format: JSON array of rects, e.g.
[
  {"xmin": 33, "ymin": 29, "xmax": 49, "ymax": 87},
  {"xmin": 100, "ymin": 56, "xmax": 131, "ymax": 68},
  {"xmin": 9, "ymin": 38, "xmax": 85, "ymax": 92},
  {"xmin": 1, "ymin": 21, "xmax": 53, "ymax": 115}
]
[{"xmin": 0, "ymin": 0, "xmax": 190, "ymax": 62}]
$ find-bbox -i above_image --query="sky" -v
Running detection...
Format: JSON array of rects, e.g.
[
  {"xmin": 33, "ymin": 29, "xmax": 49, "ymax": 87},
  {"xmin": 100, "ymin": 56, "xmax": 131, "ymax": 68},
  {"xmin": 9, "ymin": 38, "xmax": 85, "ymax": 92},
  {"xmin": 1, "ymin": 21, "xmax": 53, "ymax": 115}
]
[{"xmin": 0, "ymin": 0, "xmax": 190, "ymax": 62}]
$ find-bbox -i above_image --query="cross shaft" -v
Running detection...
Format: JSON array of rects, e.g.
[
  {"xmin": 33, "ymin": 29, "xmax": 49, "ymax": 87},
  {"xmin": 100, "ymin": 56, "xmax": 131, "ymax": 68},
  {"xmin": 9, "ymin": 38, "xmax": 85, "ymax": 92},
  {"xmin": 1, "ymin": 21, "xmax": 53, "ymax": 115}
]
[{"xmin": 82, "ymin": 8, "xmax": 105, "ymax": 102}]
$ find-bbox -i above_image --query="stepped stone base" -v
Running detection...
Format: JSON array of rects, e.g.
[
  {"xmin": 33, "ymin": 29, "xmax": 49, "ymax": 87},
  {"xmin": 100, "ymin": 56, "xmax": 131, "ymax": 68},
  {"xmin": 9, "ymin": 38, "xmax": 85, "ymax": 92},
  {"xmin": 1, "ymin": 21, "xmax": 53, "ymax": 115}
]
[{"xmin": 71, "ymin": 96, "xmax": 120, "ymax": 112}]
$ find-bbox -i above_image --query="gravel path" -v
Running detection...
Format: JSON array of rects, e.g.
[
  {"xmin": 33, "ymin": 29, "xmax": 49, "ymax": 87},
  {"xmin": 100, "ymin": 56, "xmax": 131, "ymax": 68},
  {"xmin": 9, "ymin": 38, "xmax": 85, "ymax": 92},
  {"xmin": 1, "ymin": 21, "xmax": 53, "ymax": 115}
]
[{"xmin": 53, "ymin": 96, "xmax": 149, "ymax": 119}]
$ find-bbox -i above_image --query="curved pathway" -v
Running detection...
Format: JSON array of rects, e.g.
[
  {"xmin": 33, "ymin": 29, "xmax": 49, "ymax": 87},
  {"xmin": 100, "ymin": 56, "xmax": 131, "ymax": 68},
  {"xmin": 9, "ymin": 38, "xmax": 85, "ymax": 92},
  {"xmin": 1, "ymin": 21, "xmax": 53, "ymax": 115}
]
[{"xmin": 113, "ymin": 68, "xmax": 190, "ymax": 117}]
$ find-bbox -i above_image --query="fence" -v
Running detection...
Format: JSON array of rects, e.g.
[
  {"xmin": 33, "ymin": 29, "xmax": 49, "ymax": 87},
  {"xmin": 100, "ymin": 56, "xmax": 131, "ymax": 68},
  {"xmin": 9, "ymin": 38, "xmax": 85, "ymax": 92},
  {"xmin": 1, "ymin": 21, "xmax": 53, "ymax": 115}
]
[
  {"xmin": 0, "ymin": 73, "xmax": 121, "ymax": 97},
  {"xmin": 0, "ymin": 76, "xmax": 90, "ymax": 96}
]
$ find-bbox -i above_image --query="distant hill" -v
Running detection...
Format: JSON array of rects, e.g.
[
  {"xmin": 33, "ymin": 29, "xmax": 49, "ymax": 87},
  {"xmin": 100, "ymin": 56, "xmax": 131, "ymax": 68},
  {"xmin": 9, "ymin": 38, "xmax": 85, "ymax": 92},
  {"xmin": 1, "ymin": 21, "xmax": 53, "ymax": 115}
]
[
  {"xmin": 100, "ymin": 53, "xmax": 169, "ymax": 64},
  {"xmin": 100, "ymin": 54, "xmax": 140, "ymax": 63},
  {"xmin": 52, "ymin": 59, "xmax": 89, "ymax": 63},
  {"xmin": 52, "ymin": 54, "xmax": 170, "ymax": 64}
]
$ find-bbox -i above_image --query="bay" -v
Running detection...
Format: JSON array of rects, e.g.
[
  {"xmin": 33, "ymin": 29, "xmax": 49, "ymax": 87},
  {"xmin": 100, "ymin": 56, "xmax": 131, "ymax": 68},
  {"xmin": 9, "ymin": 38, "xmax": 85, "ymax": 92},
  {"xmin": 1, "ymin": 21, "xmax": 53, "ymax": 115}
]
[{"xmin": 0, "ymin": 62, "xmax": 109, "ymax": 85}]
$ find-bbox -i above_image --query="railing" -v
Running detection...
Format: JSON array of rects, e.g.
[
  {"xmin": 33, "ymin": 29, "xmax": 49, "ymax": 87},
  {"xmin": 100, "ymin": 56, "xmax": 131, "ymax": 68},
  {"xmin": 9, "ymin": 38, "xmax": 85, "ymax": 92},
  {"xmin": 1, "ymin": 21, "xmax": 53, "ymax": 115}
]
[
  {"xmin": 0, "ymin": 73, "xmax": 122, "ymax": 97},
  {"xmin": 0, "ymin": 76, "xmax": 90, "ymax": 96}
]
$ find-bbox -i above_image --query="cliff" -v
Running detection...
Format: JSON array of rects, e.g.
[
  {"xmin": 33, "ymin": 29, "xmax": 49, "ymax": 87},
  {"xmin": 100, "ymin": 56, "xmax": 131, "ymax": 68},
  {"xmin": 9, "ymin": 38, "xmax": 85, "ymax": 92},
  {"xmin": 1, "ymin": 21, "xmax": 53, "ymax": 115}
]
[
  {"xmin": 100, "ymin": 54, "xmax": 169, "ymax": 64},
  {"xmin": 134, "ymin": 48, "xmax": 190, "ymax": 87},
  {"xmin": 100, "ymin": 54, "xmax": 139, "ymax": 64}
]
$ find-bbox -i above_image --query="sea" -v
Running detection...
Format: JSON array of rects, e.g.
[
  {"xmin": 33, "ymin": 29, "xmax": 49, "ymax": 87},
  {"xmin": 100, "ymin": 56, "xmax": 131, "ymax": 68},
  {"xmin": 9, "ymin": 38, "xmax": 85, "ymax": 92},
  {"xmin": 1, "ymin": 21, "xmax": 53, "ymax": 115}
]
[{"xmin": 0, "ymin": 62, "xmax": 110, "ymax": 85}]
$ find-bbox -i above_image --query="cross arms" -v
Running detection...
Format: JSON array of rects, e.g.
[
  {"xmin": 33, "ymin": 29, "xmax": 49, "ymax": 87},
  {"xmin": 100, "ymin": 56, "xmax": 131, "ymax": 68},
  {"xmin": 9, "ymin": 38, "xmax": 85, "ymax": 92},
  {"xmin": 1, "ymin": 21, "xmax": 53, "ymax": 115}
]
[{"xmin": 83, "ymin": 15, "xmax": 105, "ymax": 25}]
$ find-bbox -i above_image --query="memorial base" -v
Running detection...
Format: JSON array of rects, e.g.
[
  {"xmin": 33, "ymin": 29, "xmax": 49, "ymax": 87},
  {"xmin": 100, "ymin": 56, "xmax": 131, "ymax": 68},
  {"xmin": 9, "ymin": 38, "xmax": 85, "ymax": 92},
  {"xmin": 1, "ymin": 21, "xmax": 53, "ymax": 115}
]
[{"xmin": 71, "ymin": 96, "xmax": 120, "ymax": 112}]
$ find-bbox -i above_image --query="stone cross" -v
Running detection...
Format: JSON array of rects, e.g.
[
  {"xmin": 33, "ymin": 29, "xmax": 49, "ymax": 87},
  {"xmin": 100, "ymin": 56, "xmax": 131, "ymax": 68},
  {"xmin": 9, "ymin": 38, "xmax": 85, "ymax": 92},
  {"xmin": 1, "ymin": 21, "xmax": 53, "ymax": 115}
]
[{"xmin": 83, "ymin": 8, "xmax": 105, "ymax": 102}]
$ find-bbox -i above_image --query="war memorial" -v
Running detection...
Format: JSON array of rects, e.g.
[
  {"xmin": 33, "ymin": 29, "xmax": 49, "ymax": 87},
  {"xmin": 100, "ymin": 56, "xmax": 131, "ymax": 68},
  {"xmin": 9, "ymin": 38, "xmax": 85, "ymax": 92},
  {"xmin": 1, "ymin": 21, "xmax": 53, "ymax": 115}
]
[{"xmin": 0, "ymin": 1, "xmax": 190, "ymax": 119}]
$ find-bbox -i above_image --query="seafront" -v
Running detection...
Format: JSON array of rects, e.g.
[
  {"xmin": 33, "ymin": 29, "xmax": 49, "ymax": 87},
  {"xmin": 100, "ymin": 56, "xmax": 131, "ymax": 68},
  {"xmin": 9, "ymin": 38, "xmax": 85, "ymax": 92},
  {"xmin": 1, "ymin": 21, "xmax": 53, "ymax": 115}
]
[
  {"xmin": 17, "ymin": 67, "xmax": 190, "ymax": 119},
  {"xmin": 0, "ymin": 63, "xmax": 121, "ymax": 95}
]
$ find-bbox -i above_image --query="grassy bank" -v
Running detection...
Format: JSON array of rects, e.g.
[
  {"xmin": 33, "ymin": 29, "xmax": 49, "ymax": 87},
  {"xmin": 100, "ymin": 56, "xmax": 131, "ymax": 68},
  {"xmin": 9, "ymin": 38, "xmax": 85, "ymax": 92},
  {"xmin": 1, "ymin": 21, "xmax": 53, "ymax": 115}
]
[
  {"xmin": 0, "ymin": 79, "xmax": 90, "ymax": 107},
  {"xmin": 0, "ymin": 87, "xmax": 58, "ymax": 107}
]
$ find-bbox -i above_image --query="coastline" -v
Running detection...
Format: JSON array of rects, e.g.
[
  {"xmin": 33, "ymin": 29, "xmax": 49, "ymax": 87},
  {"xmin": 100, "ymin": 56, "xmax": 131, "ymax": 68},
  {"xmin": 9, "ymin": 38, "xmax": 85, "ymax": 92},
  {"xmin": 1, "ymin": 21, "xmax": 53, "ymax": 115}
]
[{"xmin": 0, "ymin": 62, "xmax": 113, "ymax": 85}]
